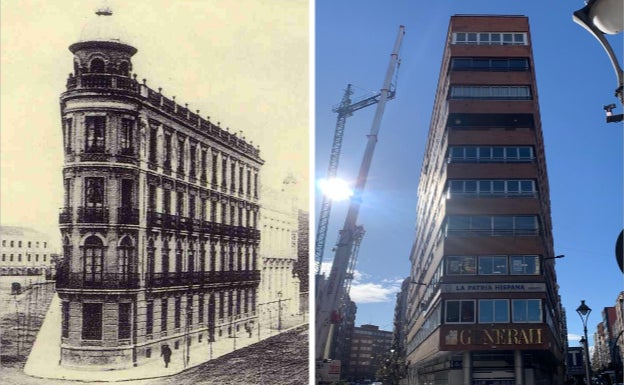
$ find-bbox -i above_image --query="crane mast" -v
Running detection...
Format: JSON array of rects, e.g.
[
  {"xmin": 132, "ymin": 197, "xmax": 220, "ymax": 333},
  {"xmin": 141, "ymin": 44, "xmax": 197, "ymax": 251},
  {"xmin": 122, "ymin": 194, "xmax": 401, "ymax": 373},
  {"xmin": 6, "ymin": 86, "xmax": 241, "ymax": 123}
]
[
  {"xmin": 315, "ymin": 86, "xmax": 396, "ymax": 279},
  {"xmin": 315, "ymin": 25, "xmax": 405, "ymax": 362}
]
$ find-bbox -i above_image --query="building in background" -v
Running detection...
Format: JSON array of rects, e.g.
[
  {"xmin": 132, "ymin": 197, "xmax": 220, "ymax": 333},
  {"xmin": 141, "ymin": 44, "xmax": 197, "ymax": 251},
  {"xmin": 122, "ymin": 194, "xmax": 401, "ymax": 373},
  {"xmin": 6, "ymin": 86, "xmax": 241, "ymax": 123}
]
[
  {"xmin": 590, "ymin": 294, "xmax": 624, "ymax": 381},
  {"xmin": 258, "ymin": 176, "xmax": 302, "ymax": 329},
  {"xmin": 405, "ymin": 15, "xmax": 567, "ymax": 384},
  {"xmin": 0, "ymin": 226, "xmax": 54, "ymax": 276},
  {"xmin": 346, "ymin": 324, "xmax": 393, "ymax": 382},
  {"xmin": 56, "ymin": 6, "xmax": 262, "ymax": 369},
  {"xmin": 295, "ymin": 209, "xmax": 309, "ymax": 307}
]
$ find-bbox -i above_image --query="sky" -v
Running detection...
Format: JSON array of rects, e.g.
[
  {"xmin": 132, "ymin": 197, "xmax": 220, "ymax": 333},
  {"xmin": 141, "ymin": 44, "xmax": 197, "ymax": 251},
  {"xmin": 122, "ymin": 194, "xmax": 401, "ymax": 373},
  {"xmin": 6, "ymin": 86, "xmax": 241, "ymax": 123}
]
[
  {"xmin": 315, "ymin": 0, "xmax": 623, "ymax": 350},
  {"xmin": 0, "ymin": 0, "xmax": 309, "ymax": 252}
]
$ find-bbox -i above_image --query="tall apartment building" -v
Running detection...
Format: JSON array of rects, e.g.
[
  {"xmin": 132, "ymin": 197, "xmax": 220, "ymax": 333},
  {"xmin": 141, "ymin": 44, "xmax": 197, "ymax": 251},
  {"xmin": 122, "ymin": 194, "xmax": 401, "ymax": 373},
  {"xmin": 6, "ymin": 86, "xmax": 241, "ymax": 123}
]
[
  {"xmin": 405, "ymin": 15, "xmax": 566, "ymax": 384},
  {"xmin": 347, "ymin": 324, "xmax": 393, "ymax": 381},
  {"xmin": 56, "ymin": 7, "xmax": 262, "ymax": 369},
  {"xmin": 0, "ymin": 226, "xmax": 53, "ymax": 276}
]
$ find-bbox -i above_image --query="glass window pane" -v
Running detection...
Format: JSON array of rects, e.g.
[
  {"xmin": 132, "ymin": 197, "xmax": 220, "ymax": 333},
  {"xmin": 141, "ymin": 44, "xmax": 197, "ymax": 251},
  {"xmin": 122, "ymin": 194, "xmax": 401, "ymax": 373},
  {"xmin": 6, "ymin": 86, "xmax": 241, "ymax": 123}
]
[
  {"xmin": 478, "ymin": 256, "xmax": 493, "ymax": 275},
  {"xmin": 461, "ymin": 301, "xmax": 475, "ymax": 322},
  {"xmin": 474, "ymin": 59, "xmax": 489, "ymax": 70},
  {"xmin": 510, "ymin": 256, "xmax": 525, "ymax": 274},
  {"xmin": 494, "ymin": 300, "xmax": 509, "ymax": 322},
  {"xmin": 450, "ymin": 147, "xmax": 463, "ymax": 159},
  {"xmin": 512, "ymin": 300, "xmax": 527, "ymax": 322},
  {"xmin": 479, "ymin": 33, "xmax": 490, "ymax": 43},
  {"xmin": 463, "ymin": 256, "xmax": 477, "ymax": 275},
  {"xmin": 519, "ymin": 147, "xmax": 532, "ymax": 159},
  {"xmin": 479, "ymin": 300, "xmax": 493, "ymax": 323},
  {"xmin": 509, "ymin": 58, "xmax": 528, "ymax": 70},
  {"xmin": 492, "ymin": 256, "xmax": 508, "ymax": 274},
  {"xmin": 472, "ymin": 216, "xmax": 491, "ymax": 230},
  {"xmin": 505, "ymin": 147, "xmax": 519, "ymax": 159},
  {"xmin": 455, "ymin": 33, "xmax": 466, "ymax": 43},
  {"xmin": 507, "ymin": 180, "xmax": 519, "ymax": 193},
  {"xmin": 528, "ymin": 300, "xmax": 542, "ymax": 322},
  {"xmin": 492, "ymin": 147, "xmax": 504, "ymax": 159},
  {"xmin": 448, "ymin": 216, "xmax": 470, "ymax": 230},
  {"xmin": 452, "ymin": 58, "xmax": 471, "ymax": 70},
  {"xmin": 520, "ymin": 180, "xmax": 534, "ymax": 193},
  {"xmin": 447, "ymin": 256, "xmax": 463, "ymax": 275},
  {"xmin": 478, "ymin": 180, "xmax": 492, "ymax": 194},
  {"xmin": 503, "ymin": 33, "xmax": 513, "ymax": 44},
  {"xmin": 493, "ymin": 180, "xmax": 505, "ymax": 193},
  {"xmin": 515, "ymin": 216, "xmax": 536, "ymax": 229},
  {"xmin": 450, "ymin": 180, "xmax": 463, "ymax": 193},
  {"xmin": 514, "ymin": 33, "xmax": 525, "ymax": 44},
  {"xmin": 524, "ymin": 256, "xmax": 539, "ymax": 274},
  {"xmin": 491, "ymin": 33, "xmax": 501, "ymax": 43},
  {"xmin": 478, "ymin": 147, "xmax": 491, "ymax": 159},
  {"xmin": 446, "ymin": 301, "xmax": 460, "ymax": 322},
  {"xmin": 465, "ymin": 180, "xmax": 477, "ymax": 193},
  {"xmin": 467, "ymin": 33, "xmax": 478, "ymax": 43},
  {"xmin": 493, "ymin": 216, "xmax": 513, "ymax": 229},
  {"xmin": 492, "ymin": 59, "xmax": 507, "ymax": 69},
  {"xmin": 465, "ymin": 147, "xmax": 477, "ymax": 159}
]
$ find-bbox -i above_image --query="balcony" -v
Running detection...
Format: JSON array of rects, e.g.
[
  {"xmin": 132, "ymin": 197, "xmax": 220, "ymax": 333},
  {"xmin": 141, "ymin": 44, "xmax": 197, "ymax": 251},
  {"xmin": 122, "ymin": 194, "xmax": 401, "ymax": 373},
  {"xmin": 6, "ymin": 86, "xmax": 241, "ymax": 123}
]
[
  {"xmin": 65, "ymin": 73, "xmax": 139, "ymax": 93},
  {"xmin": 118, "ymin": 207, "xmax": 139, "ymax": 225},
  {"xmin": 145, "ymin": 211, "xmax": 260, "ymax": 239},
  {"xmin": 147, "ymin": 270, "xmax": 260, "ymax": 288},
  {"xmin": 77, "ymin": 207, "xmax": 109, "ymax": 224},
  {"xmin": 59, "ymin": 207, "xmax": 72, "ymax": 224},
  {"xmin": 56, "ymin": 270, "xmax": 140, "ymax": 290}
]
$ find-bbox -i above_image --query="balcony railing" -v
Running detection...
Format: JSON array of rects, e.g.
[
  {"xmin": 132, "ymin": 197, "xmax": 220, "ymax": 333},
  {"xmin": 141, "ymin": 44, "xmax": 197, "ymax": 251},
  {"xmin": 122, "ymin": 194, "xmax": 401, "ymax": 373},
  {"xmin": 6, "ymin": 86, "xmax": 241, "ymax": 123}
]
[
  {"xmin": 66, "ymin": 73, "xmax": 139, "ymax": 93},
  {"xmin": 146, "ymin": 211, "xmax": 260, "ymax": 239},
  {"xmin": 56, "ymin": 270, "xmax": 140, "ymax": 289},
  {"xmin": 147, "ymin": 270, "xmax": 260, "ymax": 288},
  {"xmin": 118, "ymin": 207, "xmax": 139, "ymax": 225},
  {"xmin": 77, "ymin": 207, "xmax": 109, "ymax": 224}
]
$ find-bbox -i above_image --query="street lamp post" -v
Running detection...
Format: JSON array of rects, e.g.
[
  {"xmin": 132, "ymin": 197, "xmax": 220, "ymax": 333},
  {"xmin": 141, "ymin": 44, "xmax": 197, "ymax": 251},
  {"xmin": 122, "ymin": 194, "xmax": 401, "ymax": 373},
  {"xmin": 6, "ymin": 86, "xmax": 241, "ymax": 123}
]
[
  {"xmin": 577, "ymin": 300, "xmax": 593, "ymax": 385},
  {"xmin": 573, "ymin": 0, "xmax": 624, "ymax": 122},
  {"xmin": 277, "ymin": 291, "xmax": 283, "ymax": 331}
]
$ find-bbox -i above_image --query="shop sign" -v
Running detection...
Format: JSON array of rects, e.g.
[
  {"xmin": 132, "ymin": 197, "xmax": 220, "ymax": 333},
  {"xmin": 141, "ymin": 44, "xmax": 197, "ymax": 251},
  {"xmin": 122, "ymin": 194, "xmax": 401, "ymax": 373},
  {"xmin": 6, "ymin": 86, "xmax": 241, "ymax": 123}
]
[
  {"xmin": 442, "ymin": 326, "xmax": 546, "ymax": 349},
  {"xmin": 441, "ymin": 282, "xmax": 545, "ymax": 293}
]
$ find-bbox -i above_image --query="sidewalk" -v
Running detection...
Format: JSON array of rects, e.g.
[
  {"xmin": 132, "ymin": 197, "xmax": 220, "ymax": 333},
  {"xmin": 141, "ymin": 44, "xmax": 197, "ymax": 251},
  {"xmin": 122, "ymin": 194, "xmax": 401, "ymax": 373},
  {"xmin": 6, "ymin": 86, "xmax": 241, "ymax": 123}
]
[{"xmin": 24, "ymin": 293, "xmax": 308, "ymax": 382}]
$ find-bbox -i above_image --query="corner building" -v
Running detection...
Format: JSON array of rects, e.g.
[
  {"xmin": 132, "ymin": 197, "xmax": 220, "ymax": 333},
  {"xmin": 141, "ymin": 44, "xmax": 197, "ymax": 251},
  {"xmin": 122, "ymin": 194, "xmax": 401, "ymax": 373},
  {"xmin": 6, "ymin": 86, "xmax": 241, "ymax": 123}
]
[
  {"xmin": 57, "ymin": 8, "xmax": 262, "ymax": 369},
  {"xmin": 405, "ymin": 16, "xmax": 566, "ymax": 385}
]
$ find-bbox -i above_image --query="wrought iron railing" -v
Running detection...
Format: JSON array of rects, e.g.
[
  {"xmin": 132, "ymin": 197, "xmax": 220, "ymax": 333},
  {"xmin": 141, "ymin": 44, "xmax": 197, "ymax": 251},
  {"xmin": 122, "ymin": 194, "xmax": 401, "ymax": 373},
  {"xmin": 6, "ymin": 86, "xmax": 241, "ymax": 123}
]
[
  {"xmin": 77, "ymin": 207, "xmax": 109, "ymax": 224},
  {"xmin": 56, "ymin": 270, "xmax": 140, "ymax": 289}
]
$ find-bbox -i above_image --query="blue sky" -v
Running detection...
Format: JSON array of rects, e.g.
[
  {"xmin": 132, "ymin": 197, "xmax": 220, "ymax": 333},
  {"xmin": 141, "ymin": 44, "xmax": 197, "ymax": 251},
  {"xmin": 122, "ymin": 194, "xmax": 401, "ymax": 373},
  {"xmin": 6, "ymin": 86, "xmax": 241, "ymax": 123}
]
[{"xmin": 315, "ymin": 0, "xmax": 623, "ymax": 349}]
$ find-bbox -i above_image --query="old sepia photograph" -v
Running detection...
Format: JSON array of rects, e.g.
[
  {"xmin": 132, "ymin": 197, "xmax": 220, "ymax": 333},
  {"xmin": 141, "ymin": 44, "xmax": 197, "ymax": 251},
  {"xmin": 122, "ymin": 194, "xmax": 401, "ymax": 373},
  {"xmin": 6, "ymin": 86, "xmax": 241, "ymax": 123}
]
[{"xmin": 0, "ymin": 1, "xmax": 310, "ymax": 384}]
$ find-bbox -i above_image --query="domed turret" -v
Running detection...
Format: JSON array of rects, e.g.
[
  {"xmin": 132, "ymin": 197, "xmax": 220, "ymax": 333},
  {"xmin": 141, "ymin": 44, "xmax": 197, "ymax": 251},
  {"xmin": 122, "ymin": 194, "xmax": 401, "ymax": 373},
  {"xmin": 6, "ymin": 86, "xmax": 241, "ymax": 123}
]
[{"xmin": 68, "ymin": 5, "xmax": 137, "ymax": 77}]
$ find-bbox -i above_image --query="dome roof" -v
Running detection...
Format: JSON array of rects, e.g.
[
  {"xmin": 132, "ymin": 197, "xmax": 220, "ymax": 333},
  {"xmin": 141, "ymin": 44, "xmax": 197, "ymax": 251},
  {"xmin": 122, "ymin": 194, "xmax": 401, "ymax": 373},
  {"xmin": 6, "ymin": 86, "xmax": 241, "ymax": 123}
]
[{"xmin": 78, "ymin": 5, "xmax": 133, "ymax": 47}]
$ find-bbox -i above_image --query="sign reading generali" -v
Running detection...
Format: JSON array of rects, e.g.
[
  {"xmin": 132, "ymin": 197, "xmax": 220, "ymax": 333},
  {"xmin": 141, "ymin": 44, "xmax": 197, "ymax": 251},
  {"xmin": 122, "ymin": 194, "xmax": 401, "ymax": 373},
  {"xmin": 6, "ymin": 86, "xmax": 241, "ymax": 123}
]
[{"xmin": 440, "ymin": 324, "xmax": 549, "ymax": 351}]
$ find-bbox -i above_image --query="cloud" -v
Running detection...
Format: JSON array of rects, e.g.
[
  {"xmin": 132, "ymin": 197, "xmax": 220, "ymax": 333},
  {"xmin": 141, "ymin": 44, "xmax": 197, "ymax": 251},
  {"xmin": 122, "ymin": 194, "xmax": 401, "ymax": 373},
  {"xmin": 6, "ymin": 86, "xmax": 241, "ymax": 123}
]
[
  {"xmin": 318, "ymin": 263, "xmax": 403, "ymax": 304},
  {"xmin": 568, "ymin": 333, "xmax": 582, "ymax": 342}
]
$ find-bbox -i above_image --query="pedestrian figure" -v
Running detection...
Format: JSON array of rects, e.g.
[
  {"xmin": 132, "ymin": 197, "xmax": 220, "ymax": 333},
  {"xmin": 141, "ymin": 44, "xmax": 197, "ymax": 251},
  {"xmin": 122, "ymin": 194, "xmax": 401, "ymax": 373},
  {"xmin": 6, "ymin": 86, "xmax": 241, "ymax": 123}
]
[
  {"xmin": 245, "ymin": 323, "xmax": 252, "ymax": 337},
  {"xmin": 161, "ymin": 344, "xmax": 172, "ymax": 368}
]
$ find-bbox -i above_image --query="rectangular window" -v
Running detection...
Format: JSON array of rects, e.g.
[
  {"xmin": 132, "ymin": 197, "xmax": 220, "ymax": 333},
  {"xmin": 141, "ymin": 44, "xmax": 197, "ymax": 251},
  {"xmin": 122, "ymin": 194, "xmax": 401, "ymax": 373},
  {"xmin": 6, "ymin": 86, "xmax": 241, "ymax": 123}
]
[
  {"xmin": 148, "ymin": 185, "xmax": 157, "ymax": 211},
  {"xmin": 62, "ymin": 301, "xmax": 70, "ymax": 338},
  {"xmin": 198, "ymin": 295, "xmax": 205, "ymax": 324},
  {"xmin": 64, "ymin": 118, "xmax": 73, "ymax": 153},
  {"xmin": 163, "ymin": 189, "xmax": 171, "ymax": 214},
  {"xmin": 84, "ymin": 178, "xmax": 105, "ymax": 208},
  {"xmin": 189, "ymin": 144, "xmax": 197, "ymax": 178},
  {"xmin": 118, "ymin": 302, "xmax": 131, "ymax": 340},
  {"xmin": 82, "ymin": 303, "xmax": 103, "ymax": 340},
  {"xmin": 189, "ymin": 195, "xmax": 196, "ymax": 219},
  {"xmin": 445, "ymin": 300, "xmax": 475, "ymax": 323},
  {"xmin": 85, "ymin": 116, "xmax": 106, "ymax": 153},
  {"xmin": 174, "ymin": 297, "xmax": 181, "ymax": 329},
  {"xmin": 201, "ymin": 149, "xmax": 207, "ymax": 182},
  {"xmin": 452, "ymin": 32, "xmax": 527, "ymax": 46},
  {"xmin": 478, "ymin": 255, "xmax": 508, "ymax": 275},
  {"xmin": 212, "ymin": 153, "xmax": 218, "ymax": 185},
  {"xmin": 510, "ymin": 255, "xmax": 540, "ymax": 275},
  {"xmin": 177, "ymin": 191, "xmax": 184, "ymax": 217},
  {"xmin": 449, "ymin": 85, "xmax": 531, "ymax": 100},
  {"xmin": 446, "ymin": 256, "xmax": 476, "ymax": 275},
  {"xmin": 146, "ymin": 301, "xmax": 154, "ymax": 335},
  {"xmin": 222, "ymin": 158, "xmax": 228, "ymax": 189},
  {"xmin": 512, "ymin": 299, "xmax": 542, "ymax": 323},
  {"xmin": 120, "ymin": 119, "xmax": 134, "ymax": 153},
  {"xmin": 200, "ymin": 198, "xmax": 207, "ymax": 221},
  {"xmin": 177, "ymin": 138, "xmax": 185, "ymax": 174},
  {"xmin": 164, "ymin": 133, "xmax": 172, "ymax": 169},
  {"xmin": 161, "ymin": 298, "xmax": 168, "ymax": 331},
  {"xmin": 121, "ymin": 179, "xmax": 133, "ymax": 208},
  {"xmin": 149, "ymin": 126, "xmax": 158, "ymax": 163},
  {"xmin": 479, "ymin": 299, "xmax": 509, "ymax": 323}
]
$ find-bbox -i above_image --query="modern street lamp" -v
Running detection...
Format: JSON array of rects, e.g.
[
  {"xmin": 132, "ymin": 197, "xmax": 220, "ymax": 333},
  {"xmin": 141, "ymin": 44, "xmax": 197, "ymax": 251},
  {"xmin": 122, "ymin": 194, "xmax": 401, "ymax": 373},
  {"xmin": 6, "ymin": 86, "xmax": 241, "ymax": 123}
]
[
  {"xmin": 573, "ymin": 0, "xmax": 624, "ymax": 122},
  {"xmin": 577, "ymin": 300, "xmax": 593, "ymax": 385}
]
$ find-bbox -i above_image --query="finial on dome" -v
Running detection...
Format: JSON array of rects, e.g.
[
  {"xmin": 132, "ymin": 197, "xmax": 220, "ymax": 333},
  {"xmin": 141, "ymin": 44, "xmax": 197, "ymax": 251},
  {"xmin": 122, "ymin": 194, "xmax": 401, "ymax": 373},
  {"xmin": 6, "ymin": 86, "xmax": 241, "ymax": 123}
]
[{"xmin": 95, "ymin": 6, "xmax": 113, "ymax": 16}]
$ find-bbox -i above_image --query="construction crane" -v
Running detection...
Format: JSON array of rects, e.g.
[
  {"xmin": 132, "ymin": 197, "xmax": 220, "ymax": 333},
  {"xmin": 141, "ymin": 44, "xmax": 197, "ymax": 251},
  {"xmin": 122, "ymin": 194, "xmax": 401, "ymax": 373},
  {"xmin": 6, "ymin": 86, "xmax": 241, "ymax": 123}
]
[
  {"xmin": 316, "ymin": 25, "xmax": 405, "ymax": 370},
  {"xmin": 314, "ymin": 85, "xmax": 396, "ymax": 280}
]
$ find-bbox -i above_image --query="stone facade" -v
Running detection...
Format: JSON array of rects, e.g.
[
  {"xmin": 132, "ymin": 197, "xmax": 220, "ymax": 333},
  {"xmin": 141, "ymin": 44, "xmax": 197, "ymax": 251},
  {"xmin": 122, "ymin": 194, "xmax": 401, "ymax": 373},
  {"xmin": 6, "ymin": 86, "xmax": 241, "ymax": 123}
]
[{"xmin": 57, "ymin": 7, "xmax": 262, "ymax": 370}]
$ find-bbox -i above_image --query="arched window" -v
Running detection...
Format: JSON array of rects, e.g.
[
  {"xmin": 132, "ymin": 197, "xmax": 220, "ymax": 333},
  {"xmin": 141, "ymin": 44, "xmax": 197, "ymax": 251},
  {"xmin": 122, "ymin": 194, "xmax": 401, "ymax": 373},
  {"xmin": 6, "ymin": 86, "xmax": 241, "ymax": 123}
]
[
  {"xmin": 119, "ymin": 61, "xmax": 130, "ymax": 76},
  {"xmin": 90, "ymin": 58, "xmax": 105, "ymax": 73},
  {"xmin": 118, "ymin": 237, "xmax": 134, "ymax": 283},
  {"xmin": 83, "ymin": 236, "xmax": 104, "ymax": 284}
]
